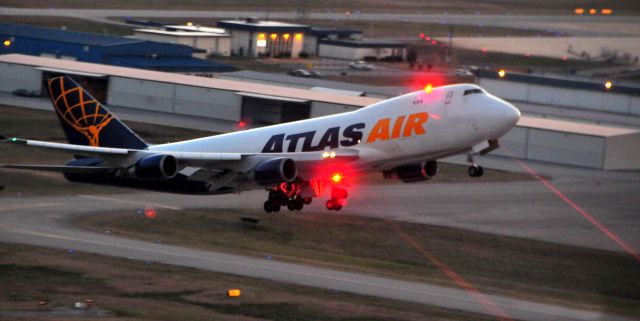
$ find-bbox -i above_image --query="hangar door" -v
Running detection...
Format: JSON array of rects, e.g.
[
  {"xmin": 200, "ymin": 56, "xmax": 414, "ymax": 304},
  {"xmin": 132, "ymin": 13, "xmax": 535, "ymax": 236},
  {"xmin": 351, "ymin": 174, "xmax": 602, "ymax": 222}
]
[{"xmin": 238, "ymin": 92, "xmax": 310, "ymax": 125}]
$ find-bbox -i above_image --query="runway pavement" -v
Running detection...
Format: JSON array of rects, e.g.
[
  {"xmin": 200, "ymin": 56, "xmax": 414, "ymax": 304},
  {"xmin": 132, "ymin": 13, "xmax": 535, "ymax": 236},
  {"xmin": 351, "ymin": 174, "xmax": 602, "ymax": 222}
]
[
  {"xmin": 0, "ymin": 188, "xmax": 636, "ymax": 321},
  {"xmin": 0, "ymin": 156, "xmax": 639, "ymax": 320}
]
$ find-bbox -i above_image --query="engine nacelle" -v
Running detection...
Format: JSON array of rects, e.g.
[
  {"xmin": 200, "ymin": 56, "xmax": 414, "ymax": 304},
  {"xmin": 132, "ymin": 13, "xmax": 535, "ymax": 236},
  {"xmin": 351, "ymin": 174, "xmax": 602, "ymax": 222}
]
[
  {"xmin": 385, "ymin": 160, "xmax": 438, "ymax": 183},
  {"xmin": 134, "ymin": 154, "xmax": 178, "ymax": 180},
  {"xmin": 254, "ymin": 158, "xmax": 297, "ymax": 185}
]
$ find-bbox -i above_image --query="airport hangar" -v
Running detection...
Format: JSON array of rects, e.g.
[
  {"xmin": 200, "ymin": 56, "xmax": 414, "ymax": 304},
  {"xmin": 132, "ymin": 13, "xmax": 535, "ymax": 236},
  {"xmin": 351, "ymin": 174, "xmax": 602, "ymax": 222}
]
[{"xmin": 1, "ymin": 53, "xmax": 639, "ymax": 170}]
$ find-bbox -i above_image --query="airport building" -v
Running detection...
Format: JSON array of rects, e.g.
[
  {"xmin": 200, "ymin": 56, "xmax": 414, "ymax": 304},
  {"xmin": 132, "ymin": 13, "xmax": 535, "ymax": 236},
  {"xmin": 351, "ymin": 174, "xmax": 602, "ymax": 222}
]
[
  {"xmin": 1, "ymin": 53, "xmax": 638, "ymax": 170},
  {"xmin": 0, "ymin": 23, "xmax": 233, "ymax": 73},
  {"xmin": 133, "ymin": 27, "xmax": 232, "ymax": 57},
  {"xmin": 217, "ymin": 19, "xmax": 310, "ymax": 58}
]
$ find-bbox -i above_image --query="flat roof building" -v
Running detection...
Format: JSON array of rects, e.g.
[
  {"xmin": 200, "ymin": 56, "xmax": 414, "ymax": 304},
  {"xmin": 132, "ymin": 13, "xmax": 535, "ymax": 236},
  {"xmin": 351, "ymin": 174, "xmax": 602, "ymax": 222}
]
[
  {"xmin": 217, "ymin": 19, "xmax": 310, "ymax": 58},
  {"xmin": 0, "ymin": 23, "xmax": 233, "ymax": 73},
  {"xmin": 133, "ymin": 28, "xmax": 232, "ymax": 57}
]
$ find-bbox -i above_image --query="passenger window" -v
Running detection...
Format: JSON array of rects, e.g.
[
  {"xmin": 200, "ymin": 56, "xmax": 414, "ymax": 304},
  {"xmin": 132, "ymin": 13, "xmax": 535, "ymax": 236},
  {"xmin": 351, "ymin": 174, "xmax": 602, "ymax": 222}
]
[{"xmin": 463, "ymin": 89, "xmax": 483, "ymax": 96}]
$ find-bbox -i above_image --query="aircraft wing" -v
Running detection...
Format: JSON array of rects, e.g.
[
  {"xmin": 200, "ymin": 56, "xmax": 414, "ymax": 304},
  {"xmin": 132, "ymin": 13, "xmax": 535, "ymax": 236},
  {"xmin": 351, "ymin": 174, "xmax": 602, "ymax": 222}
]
[{"xmin": 1, "ymin": 136, "xmax": 359, "ymax": 174}]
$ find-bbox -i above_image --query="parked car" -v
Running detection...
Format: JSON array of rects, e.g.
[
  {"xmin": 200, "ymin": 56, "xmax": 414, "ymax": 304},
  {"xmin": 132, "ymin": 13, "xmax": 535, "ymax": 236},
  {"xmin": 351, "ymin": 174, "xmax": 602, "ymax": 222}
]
[
  {"xmin": 349, "ymin": 61, "xmax": 374, "ymax": 71},
  {"xmin": 288, "ymin": 69, "xmax": 312, "ymax": 77},
  {"xmin": 12, "ymin": 89, "xmax": 40, "ymax": 97},
  {"xmin": 307, "ymin": 70, "xmax": 323, "ymax": 78}
]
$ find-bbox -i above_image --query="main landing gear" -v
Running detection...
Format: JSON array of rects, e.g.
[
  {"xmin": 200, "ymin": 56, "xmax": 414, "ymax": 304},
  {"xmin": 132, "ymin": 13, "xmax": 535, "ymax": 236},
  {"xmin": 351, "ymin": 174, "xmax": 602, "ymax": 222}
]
[
  {"xmin": 326, "ymin": 186, "xmax": 348, "ymax": 211},
  {"xmin": 263, "ymin": 184, "xmax": 312, "ymax": 213},
  {"xmin": 467, "ymin": 154, "xmax": 484, "ymax": 178}
]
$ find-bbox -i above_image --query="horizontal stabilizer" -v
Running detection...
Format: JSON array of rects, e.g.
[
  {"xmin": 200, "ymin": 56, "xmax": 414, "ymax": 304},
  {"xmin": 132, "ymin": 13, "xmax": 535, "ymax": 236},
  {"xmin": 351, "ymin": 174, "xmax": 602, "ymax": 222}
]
[{"xmin": 0, "ymin": 164, "xmax": 113, "ymax": 174}]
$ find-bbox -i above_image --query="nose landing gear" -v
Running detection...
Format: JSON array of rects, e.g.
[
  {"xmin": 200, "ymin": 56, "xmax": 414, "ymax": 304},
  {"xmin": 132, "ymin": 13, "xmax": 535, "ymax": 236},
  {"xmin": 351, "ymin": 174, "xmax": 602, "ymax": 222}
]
[{"xmin": 467, "ymin": 154, "xmax": 484, "ymax": 178}]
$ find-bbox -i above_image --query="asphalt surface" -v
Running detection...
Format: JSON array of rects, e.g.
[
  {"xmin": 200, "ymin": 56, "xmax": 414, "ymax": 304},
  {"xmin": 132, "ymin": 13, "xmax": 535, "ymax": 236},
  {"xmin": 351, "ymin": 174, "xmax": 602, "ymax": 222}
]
[
  {"xmin": 0, "ymin": 185, "xmax": 636, "ymax": 321},
  {"xmin": 1, "ymin": 8, "xmax": 639, "ymax": 37}
]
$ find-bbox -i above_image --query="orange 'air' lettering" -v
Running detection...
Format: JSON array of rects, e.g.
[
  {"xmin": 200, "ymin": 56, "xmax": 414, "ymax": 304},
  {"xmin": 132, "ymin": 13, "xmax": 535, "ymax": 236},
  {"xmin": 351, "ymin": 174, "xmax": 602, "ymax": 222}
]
[
  {"xmin": 391, "ymin": 115, "xmax": 406, "ymax": 139},
  {"xmin": 403, "ymin": 112, "xmax": 428, "ymax": 137},
  {"xmin": 367, "ymin": 118, "xmax": 391, "ymax": 143}
]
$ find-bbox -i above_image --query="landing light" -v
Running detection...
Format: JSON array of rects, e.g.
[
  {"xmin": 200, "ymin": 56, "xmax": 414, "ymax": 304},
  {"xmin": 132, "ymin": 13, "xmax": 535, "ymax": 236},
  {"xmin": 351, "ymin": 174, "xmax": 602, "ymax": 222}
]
[
  {"xmin": 227, "ymin": 289, "xmax": 241, "ymax": 297},
  {"xmin": 424, "ymin": 84, "xmax": 433, "ymax": 94},
  {"xmin": 332, "ymin": 173, "xmax": 343, "ymax": 183},
  {"xmin": 604, "ymin": 81, "xmax": 612, "ymax": 90}
]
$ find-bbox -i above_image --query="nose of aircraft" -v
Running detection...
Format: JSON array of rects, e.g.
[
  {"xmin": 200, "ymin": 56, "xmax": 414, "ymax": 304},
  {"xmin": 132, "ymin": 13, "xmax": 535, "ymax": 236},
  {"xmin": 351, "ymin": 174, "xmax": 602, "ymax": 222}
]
[{"xmin": 503, "ymin": 101, "xmax": 521, "ymax": 128}]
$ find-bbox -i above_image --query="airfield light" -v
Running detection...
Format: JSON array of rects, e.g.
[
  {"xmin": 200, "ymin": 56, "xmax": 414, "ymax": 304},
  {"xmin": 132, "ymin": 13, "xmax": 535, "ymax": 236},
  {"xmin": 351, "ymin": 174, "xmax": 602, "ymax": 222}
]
[
  {"xmin": 227, "ymin": 289, "xmax": 241, "ymax": 297},
  {"xmin": 481, "ymin": 48, "xmax": 487, "ymax": 53},
  {"xmin": 283, "ymin": 33, "xmax": 290, "ymax": 41},
  {"xmin": 589, "ymin": 8, "xmax": 596, "ymax": 15},
  {"xmin": 11, "ymin": 137, "xmax": 18, "ymax": 142},
  {"xmin": 258, "ymin": 33, "xmax": 266, "ymax": 40},
  {"xmin": 574, "ymin": 8, "xmax": 584, "ymax": 15},
  {"xmin": 270, "ymin": 33, "xmax": 278, "ymax": 40},
  {"xmin": 295, "ymin": 33, "xmax": 302, "ymax": 40},
  {"xmin": 331, "ymin": 173, "xmax": 343, "ymax": 183},
  {"xmin": 424, "ymin": 84, "xmax": 433, "ymax": 94},
  {"xmin": 419, "ymin": 33, "xmax": 425, "ymax": 39},
  {"xmin": 498, "ymin": 69, "xmax": 506, "ymax": 78},
  {"xmin": 186, "ymin": 22, "xmax": 193, "ymax": 26},
  {"xmin": 601, "ymin": 9, "xmax": 612, "ymax": 15},
  {"xmin": 425, "ymin": 36, "xmax": 431, "ymax": 40},
  {"xmin": 144, "ymin": 207, "xmax": 157, "ymax": 219},
  {"xmin": 3, "ymin": 40, "xmax": 10, "ymax": 47},
  {"xmin": 431, "ymin": 40, "xmax": 437, "ymax": 45},
  {"xmin": 604, "ymin": 81, "xmax": 613, "ymax": 90}
]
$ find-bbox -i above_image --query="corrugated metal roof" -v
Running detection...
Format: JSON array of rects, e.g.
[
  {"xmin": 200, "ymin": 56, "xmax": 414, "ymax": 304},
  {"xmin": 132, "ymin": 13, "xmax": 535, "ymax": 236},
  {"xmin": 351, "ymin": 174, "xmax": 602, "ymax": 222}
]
[
  {"xmin": 0, "ymin": 23, "xmax": 140, "ymax": 47},
  {"xmin": 0, "ymin": 54, "xmax": 379, "ymax": 107},
  {"xmin": 134, "ymin": 29, "xmax": 227, "ymax": 37}
]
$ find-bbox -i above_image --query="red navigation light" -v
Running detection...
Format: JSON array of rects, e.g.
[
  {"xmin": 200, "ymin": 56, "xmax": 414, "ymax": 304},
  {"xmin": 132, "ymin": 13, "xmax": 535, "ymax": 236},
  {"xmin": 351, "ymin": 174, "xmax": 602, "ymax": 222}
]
[
  {"xmin": 144, "ymin": 207, "xmax": 157, "ymax": 219},
  {"xmin": 331, "ymin": 173, "xmax": 343, "ymax": 183}
]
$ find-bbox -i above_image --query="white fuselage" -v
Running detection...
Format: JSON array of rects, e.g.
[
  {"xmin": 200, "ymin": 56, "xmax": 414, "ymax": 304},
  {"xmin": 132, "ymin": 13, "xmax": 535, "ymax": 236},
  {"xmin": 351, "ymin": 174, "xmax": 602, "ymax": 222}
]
[{"xmin": 150, "ymin": 83, "xmax": 520, "ymax": 177}]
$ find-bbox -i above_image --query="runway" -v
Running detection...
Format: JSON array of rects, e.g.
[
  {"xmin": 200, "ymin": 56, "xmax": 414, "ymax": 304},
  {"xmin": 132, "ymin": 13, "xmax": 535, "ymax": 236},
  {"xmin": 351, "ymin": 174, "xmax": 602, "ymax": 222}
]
[
  {"xmin": 0, "ymin": 194, "xmax": 634, "ymax": 321},
  {"xmin": 0, "ymin": 156, "xmax": 639, "ymax": 321}
]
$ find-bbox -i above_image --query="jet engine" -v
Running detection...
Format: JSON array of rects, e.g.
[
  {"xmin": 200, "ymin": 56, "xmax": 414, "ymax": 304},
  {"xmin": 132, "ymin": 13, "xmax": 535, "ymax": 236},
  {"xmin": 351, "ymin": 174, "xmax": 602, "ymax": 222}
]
[
  {"xmin": 254, "ymin": 158, "xmax": 297, "ymax": 185},
  {"xmin": 384, "ymin": 160, "xmax": 438, "ymax": 183},
  {"xmin": 134, "ymin": 154, "xmax": 179, "ymax": 179}
]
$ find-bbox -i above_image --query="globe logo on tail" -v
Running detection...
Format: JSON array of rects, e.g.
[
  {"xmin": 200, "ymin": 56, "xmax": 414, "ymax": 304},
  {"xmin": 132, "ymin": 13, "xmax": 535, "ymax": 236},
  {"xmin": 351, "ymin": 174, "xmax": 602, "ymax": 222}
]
[{"xmin": 48, "ymin": 78, "xmax": 113, "ymax": 147}]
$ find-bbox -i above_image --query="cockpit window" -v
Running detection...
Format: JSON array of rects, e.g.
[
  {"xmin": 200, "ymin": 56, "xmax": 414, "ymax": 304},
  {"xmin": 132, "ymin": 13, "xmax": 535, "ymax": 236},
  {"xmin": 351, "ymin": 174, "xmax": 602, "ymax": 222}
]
[{"xmin": 463, "ymin": 89, "xmax": 484, "ymax": 96}]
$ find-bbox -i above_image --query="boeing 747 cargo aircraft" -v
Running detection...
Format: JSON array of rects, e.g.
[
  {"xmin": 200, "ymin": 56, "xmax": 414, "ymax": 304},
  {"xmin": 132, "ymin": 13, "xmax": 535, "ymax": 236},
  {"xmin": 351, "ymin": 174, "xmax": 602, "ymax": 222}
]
[{"xmin": 1, "ymin": 76, "xmax": 520, "ymax": 212}]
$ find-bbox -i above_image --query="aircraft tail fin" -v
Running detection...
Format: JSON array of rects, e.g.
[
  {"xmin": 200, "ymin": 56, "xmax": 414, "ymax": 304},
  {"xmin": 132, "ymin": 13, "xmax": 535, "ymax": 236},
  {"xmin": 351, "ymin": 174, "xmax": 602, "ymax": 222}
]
[{"xmin": 46, "ymin": 76, "xmax": 148, "ymax": 149}]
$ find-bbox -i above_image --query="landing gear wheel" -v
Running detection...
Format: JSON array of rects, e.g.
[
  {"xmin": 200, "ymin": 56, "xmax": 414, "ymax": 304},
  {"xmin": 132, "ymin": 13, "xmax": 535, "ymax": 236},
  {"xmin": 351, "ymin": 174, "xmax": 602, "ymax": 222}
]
[
  {"xmin": 294, "ymin": 196, "xmax": 304, "ymax": 211},
  {"xmin": 287, "ymin": 201, "xmax": 297, "ymax": 211},
  {"xmin": 303, "ymin": 197, "xmax": 312, "ymax": 205},
  {"xmin": 272, "ymin": 204, "xmax": 281, "ymax": 212},
  {"xmin": 468, "ymin": 165, "xmax": 484, "ymax": 178},
  {"xmin": 264, "ymin": 200, "xmax": 273, "ymax": 213},
  {"xmin": 326, "ymin": 199, "xmax": 335, "ymax": 211},
  {"xmin": 333, "ymin": 202, "xmax": 343, "ymax": 211}
]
